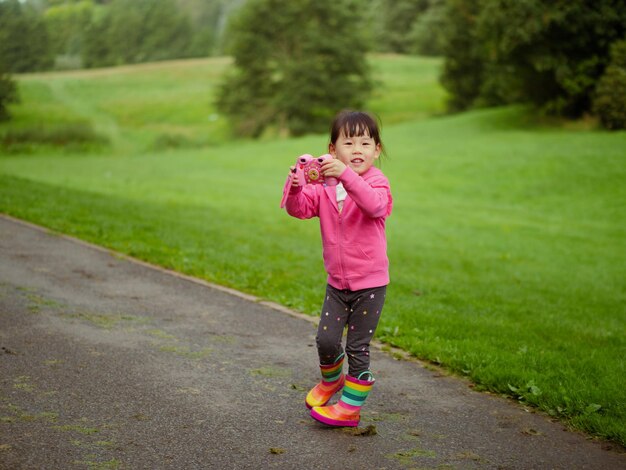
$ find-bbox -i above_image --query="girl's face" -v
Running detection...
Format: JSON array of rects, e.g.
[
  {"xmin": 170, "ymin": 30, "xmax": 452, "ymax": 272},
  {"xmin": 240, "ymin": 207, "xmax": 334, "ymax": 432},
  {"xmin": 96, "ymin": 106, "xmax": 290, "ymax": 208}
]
[{"xmin": 329, "ymin": 130, "xmax": 381, "ymax": 175}]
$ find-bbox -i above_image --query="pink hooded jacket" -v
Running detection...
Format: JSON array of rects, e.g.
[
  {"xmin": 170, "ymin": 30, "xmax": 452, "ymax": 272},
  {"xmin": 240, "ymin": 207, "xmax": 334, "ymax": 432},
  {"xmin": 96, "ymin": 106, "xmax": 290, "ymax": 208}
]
[{"xmin": 284, "ymin": 165, "xmax": 392, "ymax": 291}]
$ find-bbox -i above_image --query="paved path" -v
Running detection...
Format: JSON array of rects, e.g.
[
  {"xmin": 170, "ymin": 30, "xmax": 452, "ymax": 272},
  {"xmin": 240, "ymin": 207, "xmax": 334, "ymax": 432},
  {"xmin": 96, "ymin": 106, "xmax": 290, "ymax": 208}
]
[{"xmin": 1, "ymin": 215, "xmax": 624, "ymax": 469}]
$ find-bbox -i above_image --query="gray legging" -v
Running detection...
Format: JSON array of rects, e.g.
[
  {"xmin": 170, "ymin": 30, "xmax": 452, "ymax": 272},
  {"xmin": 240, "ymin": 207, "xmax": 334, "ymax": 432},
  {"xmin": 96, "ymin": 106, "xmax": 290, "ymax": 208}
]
[{"xmin": 316, "ymin": 284, "xmax": 387, "ymax": 377}]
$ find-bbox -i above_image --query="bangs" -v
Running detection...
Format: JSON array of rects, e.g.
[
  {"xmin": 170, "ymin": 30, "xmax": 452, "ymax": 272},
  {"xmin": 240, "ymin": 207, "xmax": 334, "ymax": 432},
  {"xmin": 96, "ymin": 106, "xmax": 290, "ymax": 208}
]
[
  {"xmin": 330, "ymin": 111, "xmax": 381, "ymax": 144},
  {"xmin": 341, "ymin": 117, "xmax": 374, "ymax": 138}
]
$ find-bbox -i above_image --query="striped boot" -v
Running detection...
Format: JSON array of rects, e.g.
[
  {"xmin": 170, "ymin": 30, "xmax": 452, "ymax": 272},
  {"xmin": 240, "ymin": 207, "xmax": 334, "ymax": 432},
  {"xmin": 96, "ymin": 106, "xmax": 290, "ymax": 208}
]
[
  {"xmin": 305, "ymin": 354, "xmax": 345, "ymax": 409},
  {"xmin": 310, "ymin": 373, "xmax": 374, "ymax": 427}
]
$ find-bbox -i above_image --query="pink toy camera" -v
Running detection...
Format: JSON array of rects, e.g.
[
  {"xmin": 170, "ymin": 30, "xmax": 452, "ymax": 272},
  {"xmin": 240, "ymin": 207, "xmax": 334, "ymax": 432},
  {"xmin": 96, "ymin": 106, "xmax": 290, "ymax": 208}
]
[
  {"xmin": 294, "ymin": 154, "xmax": 338, "ymax": 187},
  {"xmin": 280, "ymin": 154, "xmax": 338, "ymax": 208}
]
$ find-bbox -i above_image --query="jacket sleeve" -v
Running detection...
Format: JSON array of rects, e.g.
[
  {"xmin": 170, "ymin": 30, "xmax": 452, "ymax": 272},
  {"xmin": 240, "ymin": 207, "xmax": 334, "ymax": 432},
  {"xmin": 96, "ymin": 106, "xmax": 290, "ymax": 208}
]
[
  {"xmin": 285, "ymin": 184, "xmax": 320, "ymax": 219},
  {"xmin": 340, "ymin": 167, "xmax": 392, "ymax": 219}
]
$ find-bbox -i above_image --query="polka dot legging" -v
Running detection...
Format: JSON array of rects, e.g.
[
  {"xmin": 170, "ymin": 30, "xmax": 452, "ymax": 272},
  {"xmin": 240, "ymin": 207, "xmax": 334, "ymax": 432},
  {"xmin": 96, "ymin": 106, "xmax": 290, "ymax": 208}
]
[{"xmin": 315, "ymin": 284, "xmax": 387, "ymax": 378}]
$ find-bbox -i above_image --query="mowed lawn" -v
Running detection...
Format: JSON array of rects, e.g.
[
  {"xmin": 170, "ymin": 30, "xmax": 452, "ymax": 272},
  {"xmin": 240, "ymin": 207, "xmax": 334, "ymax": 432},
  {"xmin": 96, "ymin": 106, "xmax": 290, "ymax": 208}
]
[{"xmin": 1, "ymin": 55, "xmax": 625, "ymax": 446}]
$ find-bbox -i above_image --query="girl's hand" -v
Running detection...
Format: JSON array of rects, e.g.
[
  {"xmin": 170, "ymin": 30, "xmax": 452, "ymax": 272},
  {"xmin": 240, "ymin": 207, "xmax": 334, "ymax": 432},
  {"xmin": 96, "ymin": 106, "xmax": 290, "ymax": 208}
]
[
  {"xmin": 289, "ymin": 166, "xmax": 299, "ymax": 187},
  {"xmin": 321, "ymin": 158, "xmax": 347, "ymax": 178}
]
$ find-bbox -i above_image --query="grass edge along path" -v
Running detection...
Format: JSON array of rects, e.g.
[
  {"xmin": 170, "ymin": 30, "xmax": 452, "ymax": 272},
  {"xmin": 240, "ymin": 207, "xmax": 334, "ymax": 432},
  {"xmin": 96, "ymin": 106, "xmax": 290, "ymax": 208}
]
[{"xmin": 0, "ymin": 195, "xmax": 623, "ymax": 450}]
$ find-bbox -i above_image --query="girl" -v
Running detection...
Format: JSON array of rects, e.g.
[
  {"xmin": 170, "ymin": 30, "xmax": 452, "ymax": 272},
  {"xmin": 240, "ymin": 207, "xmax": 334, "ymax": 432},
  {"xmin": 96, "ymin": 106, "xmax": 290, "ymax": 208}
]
[{"xmin": 282, "ymin": 110, "xmax": 392, "ymax": 427}]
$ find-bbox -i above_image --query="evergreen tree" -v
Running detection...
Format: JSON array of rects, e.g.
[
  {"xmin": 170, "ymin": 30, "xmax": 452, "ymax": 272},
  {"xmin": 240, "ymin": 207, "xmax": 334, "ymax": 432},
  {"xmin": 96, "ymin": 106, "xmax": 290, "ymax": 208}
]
[{"xmin": 216, "ymin": 0, "xmax": 373, "ymax": 137}]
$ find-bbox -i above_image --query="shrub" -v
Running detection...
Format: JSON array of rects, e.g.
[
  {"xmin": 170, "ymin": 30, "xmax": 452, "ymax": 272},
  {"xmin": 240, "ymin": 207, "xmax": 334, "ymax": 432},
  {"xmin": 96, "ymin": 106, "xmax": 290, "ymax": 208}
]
[
  {"xmin": 593, "ymin": 40, "xmax": 626, "ymax": 130},
  {"xmin": 0, "ymin": 123, "xmax": 109, "ymax": 153},
  {"xmin": 151, "ymin": 133, "xmax": 202, "ymax": 150},
  {"xmin": 0, "ymin": 73, "xmax": 19, "ymax": 121}
]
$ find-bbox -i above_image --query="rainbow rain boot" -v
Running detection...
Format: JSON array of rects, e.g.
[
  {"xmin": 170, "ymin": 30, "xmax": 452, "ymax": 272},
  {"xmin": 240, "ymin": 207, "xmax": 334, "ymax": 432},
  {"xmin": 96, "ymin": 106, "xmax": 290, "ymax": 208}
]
[
  {"xmin": 310, "ymin": 372, "xmax": 374, "ymax": 427},
  {"xmin": 305, "ymin": 353, "xmax": 345, "ymax": 409}
]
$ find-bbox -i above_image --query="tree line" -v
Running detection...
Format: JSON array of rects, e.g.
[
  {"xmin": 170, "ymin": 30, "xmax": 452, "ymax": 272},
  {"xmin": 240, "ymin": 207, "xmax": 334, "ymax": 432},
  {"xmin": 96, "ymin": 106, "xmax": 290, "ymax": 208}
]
[
  {"xmin": 0, "ymin": 0, "xmax": 240, "ymax": 71},
  {"xmin": 217, "ymin": 0, "xmax": 626, "ymax": 134},
  {"xmin": 1, "ymin": 0, "xmax": 625, "ymax": 130},
  {"xmin": 0, "ymin": 0, "xmax": 436, "ymax": 74}
]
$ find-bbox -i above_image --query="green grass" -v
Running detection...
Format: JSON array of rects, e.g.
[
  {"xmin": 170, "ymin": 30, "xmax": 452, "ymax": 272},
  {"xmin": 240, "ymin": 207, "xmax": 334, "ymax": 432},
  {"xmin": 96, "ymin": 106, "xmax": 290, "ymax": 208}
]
[
  {"xmin": 6, "ymin": 58, "xmax": 233, "ymax": 153},
  {"xmin": 1, "ymin": 55, "xmax": 625, "ymax": 446}
]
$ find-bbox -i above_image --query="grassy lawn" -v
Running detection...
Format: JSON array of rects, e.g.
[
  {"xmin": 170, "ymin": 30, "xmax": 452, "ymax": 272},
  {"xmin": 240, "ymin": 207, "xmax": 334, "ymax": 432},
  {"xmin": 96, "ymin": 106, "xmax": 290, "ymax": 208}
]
[{"xmin": 1, "ymin": 55, "xmax": 625, "ymax": 446}]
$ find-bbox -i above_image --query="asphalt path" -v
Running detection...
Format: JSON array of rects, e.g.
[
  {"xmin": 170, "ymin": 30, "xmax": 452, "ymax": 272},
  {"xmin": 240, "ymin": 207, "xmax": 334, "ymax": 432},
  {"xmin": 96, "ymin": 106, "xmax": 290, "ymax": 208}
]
[{"xmin": 1, "ymin": 215, "xmax": 624, "ymax": 469}]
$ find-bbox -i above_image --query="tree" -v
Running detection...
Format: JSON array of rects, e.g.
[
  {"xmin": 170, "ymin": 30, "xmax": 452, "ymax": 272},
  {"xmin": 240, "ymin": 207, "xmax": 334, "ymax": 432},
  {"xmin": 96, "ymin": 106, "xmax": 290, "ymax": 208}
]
[
  {"xmin": 439, "ymin": 0, "xmax": 626, "ymax": 118},
  {"xmin": 0, "ymin": 0, "xmax": 54, "ymax": 72},
  {"xmin": 216, "ymin": 0, "xmax": 373, "ymax": 137},
  {"xmin": 43, "ymin": 0, "xmax": 95, "ymax": 58},
  {"xmin": 175, "ymin": 0, "xmax": 245, "ymax": 56},
  {"xmin": 408, "ymin": 0, "xmax": 447, "ymax": 56},
  {"xmin": 82, "ymin": 0, "xmax": 193, "ymax": 67},
  {"xmin": 81, "ymin": 11, "xmax": 115, "ymax": 68},
  {"xmin": 439, "ymin": 0, "xmax": 483, "ymax": 111},
  {"xmin": 374, "ymin": 0, "xmax": 429, "ymax": 53},
  {"xmin": 478, "ymin": 0, "xmax": 626, "ymax": 116}
]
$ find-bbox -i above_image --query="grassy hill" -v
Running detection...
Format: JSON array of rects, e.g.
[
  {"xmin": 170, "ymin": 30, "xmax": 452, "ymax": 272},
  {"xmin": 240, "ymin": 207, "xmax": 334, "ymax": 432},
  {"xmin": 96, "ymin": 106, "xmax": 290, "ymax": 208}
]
[
  {"xmin": 1, "ymin": 55, "xmax": 625, "ymax": 446},
  {"xmin": 4, "ymin": 55, "xmax": 445, "ymax": 154}
]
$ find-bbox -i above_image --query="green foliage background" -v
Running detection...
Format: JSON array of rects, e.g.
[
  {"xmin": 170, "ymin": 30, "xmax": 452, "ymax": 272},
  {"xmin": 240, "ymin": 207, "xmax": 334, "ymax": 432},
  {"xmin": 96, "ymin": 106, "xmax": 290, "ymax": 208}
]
[
  {"xmin": 82, "ymin": 0, "xmax": 194, "ymax": 68},
  {"xmin": 0, "ymin": 0, "xmax": 54, "ymax": 73},
  {"xmin": 440, "ymin": 0, "xmax": 626, "ymax": 121},
  {"xmin": 1, "ymin": 0, "xmax": 624, "ymax": 128}
]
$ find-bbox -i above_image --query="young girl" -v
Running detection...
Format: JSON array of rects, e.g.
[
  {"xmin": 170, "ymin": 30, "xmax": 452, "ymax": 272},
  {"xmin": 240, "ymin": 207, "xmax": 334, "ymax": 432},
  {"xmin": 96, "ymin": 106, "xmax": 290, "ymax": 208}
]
[{"xmin": 282, "ymin": 110, "xmax": 392, "ymax": 427}]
